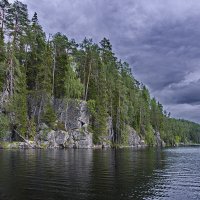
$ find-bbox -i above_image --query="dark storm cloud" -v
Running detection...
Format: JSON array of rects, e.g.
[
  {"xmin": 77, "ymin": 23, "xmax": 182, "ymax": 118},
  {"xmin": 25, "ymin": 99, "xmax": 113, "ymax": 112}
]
[
  {"xmin": 15, "ymin": 0, "xmax": 200, "ymax": 123},
  {"xmin": 158, "ymin": 79, "xmax": 200, "ymax": 104}
]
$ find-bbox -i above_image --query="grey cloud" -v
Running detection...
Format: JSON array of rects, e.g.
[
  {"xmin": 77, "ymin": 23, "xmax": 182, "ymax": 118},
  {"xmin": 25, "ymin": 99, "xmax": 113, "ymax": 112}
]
[
  {"xmin": 157, "ymin": 80, "xmax": 200, "ymax": 104},
  {"xmin": 166, "ymin": 104, "xmax": 200, "ymax": 124}
]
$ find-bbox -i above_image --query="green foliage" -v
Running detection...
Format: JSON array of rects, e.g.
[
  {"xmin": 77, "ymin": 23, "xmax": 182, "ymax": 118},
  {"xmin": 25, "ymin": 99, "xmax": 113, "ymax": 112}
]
[
  {"xmin": 15, "ymin": 68, "xmax": 28, "ymax": 136},
  {"xmin": 120, "ymin": 125, "xmax": 129, "ymax": 145},
  {"xmin": 64, "ymin": 59, "xmax": 83, "ymax": 99},
  {"xmin": 87, "ymin": 100, "xmax": 96, "ymax": 116},
  {"xmin": 0, "ymin": 61, "xmax": 6, "ymax": 91},
  {"xmin": 0, "ymin": 29, "xmax": 5, "ymax": 63},
  {"xmin": 163, "ymin": 118, "xmax": 200, "ymax": 145},
  {"xmin": 5, "ymin": 57, "xmax": 28, "ymax": 136},
  {"xmin": 175, "ymin": 135, "xmax": 181, "ymax": 145},
  {"xmin": 0, "ymin": 114, "xmax": 10, "ymax": 139},
  {"xmin": 5, "ymin": 0, "xmax": 29, "ymax": 40},
  {"xmin": 145, "ymin": 125, "xmax": 156, "ymax": 146},
  {"xmin": 42, "ymin": 104, "xmax": 56, "ymax": 128},
  {"xmin": 27, "ymin": 118, "xmax": 36, "ymax": 139}
]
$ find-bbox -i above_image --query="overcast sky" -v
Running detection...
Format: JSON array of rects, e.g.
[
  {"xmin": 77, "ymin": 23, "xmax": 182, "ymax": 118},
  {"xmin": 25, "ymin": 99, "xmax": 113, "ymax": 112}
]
[{"xmin": 13, "ymin": 0, "xmax": 200, "ymax": 123}]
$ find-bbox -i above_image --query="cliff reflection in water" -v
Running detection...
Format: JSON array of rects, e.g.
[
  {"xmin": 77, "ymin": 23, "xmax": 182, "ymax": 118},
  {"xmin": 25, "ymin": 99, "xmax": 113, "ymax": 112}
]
[{"xmin": 0, "ymin": 148, "xmax": 166, "ymax": 200}]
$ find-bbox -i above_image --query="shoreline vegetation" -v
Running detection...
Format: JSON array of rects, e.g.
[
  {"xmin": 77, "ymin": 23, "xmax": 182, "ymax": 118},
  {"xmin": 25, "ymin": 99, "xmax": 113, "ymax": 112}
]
[{"xmin": 0, "ymin": 0, "xmax": 200, "ymax": 149}]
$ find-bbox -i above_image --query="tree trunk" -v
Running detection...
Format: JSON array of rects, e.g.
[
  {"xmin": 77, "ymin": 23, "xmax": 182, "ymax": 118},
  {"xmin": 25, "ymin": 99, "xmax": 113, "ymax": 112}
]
[
  {"xmin": 14, "ymin": 130, "xmax": 35, "ymax": 148},
  {"xmin": 52, "ymin": 43, "xmax": 56, "ymax": 95},
  {"xmin": 85, "ymin": 60, "xmax": 92, "ymax": 101}
]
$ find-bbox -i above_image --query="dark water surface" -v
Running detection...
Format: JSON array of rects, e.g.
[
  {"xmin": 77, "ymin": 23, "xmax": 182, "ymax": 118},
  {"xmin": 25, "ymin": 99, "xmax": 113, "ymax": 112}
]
[{"xmin": 0, "ymin": 147, "xmax": 200, "ymax": 200}]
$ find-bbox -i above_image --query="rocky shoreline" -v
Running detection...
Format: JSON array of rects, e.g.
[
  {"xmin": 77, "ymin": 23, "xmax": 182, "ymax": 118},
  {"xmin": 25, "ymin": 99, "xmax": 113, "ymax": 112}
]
[
  {"xmin": 0, "ymin": 100, "xmax": 165, "ymax": 149},
  {"xmin": 0, "ymin": 141, "xmax": 149, "ymax": 150},
  {"xmin": 0, "ymin": 127, "xmax": 165, "ymax": 149}
]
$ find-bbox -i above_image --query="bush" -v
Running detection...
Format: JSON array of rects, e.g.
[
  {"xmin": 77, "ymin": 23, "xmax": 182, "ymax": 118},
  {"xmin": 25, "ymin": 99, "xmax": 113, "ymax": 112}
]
[
  {"xmin": 0, "ymin": 114, "xmax": 10, "ymax": 139},
  {"xmin": 87, "ymin": 100, "xmax": 96, "ymax": 116},
  {"xmin": 145, "ymin": 125, "xmax": 156, "ymax": 146},
  {"xmin": 120, "ymin": 125, "xmax": 129, "ymax": 145},
  {"xmin": 27, "ymin": 118, "xmax": 36, "ymax": 139},
  {"xmin": 42, "ymin": 104, "xmax": 57, "ymax": 128}
]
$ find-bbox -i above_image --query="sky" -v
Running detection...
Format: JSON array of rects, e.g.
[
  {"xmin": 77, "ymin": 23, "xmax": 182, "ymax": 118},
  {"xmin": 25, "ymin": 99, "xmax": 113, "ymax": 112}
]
[{"xmin": 11, "ymin": 0, "xmax": 200, "ymax": 123}]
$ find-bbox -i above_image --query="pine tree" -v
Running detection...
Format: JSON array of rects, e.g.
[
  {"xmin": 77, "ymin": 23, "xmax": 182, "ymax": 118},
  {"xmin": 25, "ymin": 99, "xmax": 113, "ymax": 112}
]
[
  {"xmin": 26, "ymin": 12, "xmax": 46, "ymax": 91},
  {"xmin": 3, "ymin": 0, "xmax": 29, "ymax": 97},
  {"xmin": 7, "ymin": 57, "xmax": 28, "ymax": 136},
  {"xmin": 0, "ymin": 0, "xmax": 10, "ymax": 32}
]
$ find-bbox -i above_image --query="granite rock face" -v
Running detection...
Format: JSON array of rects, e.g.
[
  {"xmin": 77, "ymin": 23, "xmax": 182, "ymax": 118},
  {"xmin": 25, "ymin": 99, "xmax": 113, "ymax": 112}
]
[
  {"xmin": 70, "ymin": 130, "xmax": 93, "ymax": 148},
  {"xmin": 99, "ymin": 123, "xmax": 146, "ymax": 148},
  {"xmin": 34, "ymin": 100, "xmax": 93, "ymax": 149},
  {"xmin": 127, "ymin": 126, "xmax": 143, "ymax": 147},
  {"xmin": 11, "ymin": 97, "xmax": 166, "ymax": 149},
  {"xmin": 28, "ymin": 96, "xmax": 89, "ymax": 129},
  {"xmin": 54, "ymin": 100, "xmax": 89, "ymax": 131},
  {"xmin": 155, "ymin": 131, "xmax": 166, "ymax": 147},
  {"xmin": 35, "ymin": 129, "xmax": 93, "ymax": 149}
]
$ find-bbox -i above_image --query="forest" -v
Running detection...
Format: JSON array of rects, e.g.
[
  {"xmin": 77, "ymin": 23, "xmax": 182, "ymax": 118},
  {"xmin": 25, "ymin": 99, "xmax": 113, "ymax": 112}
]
[{"xmin": 0, "ymin": 0, "xmax": 200, "ymax": 146}]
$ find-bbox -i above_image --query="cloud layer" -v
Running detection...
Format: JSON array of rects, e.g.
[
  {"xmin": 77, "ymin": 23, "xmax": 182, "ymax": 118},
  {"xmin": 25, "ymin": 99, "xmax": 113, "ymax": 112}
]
[{"xmin": 16, "ymin": 0, "xmax": 200, "ymax": 123}]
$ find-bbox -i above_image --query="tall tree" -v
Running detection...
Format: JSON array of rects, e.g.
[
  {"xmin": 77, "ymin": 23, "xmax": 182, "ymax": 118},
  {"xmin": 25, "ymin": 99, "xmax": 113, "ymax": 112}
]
[{"xmin": 3, "ymin": 0, "xmax": 29, "ymax": 97}]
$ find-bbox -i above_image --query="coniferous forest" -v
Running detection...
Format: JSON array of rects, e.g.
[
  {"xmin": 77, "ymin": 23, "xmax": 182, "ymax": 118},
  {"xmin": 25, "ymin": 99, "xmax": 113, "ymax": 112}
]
[{"xmin": 1, "ymin": 0, "xmax": 200, "ymax": 147}]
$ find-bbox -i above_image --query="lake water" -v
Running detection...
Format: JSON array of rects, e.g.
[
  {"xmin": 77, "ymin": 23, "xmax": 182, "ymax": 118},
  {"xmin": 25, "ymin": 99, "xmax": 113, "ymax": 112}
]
[{"xmin": 0, "ymin": 147, "xmax": 200, "ymax": 200}]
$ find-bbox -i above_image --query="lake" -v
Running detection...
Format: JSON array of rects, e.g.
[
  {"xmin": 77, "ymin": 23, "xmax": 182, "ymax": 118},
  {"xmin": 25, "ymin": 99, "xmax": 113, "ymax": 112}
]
[{"xmin": 0, "ymin": 147, "xmax": 200, "ymax": 200}]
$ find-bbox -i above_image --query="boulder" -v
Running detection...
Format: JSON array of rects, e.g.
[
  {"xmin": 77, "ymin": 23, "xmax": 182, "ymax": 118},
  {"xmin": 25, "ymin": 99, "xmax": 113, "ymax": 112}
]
[
  {"xmin": 70, "ymin": 130, "xmax": 93, "ymax": 149},
  {"xmin": 37, "ymin": 128, "xmax": 93, "ymax": 149},
  {"xmin": 18, "ymin": 142, "xmax": 30, "ymax": 149},
  {"xmin": 65, "ymin": 135, "xmax": 74, "ymax": 148},
  {"xmin": 55, "ymin": 130, "xmax": 69, "ymax": 145},
  {"xmin": 46, "ymin": 130, "xmax": 70, "ymax": 148},
  {"xmin": 47, "ymin": 130, "xmax": 57, "ymax": 148}
]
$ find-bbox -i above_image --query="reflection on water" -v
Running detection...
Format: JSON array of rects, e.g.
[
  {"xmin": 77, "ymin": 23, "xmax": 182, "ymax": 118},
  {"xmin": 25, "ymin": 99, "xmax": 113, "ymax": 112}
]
[{"xmin": 0, "ymin": 147, "xmax": 199, "ymax": 200}]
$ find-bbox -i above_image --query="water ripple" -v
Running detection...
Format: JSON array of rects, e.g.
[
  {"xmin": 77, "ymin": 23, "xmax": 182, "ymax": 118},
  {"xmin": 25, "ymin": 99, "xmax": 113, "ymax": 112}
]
[{"xmin": 0, "ymin": 148, "xmax": 200, "ymax": 200}]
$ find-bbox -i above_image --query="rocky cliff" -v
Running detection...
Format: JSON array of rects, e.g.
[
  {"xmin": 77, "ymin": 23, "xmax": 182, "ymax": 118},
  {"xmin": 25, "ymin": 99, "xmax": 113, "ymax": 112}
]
[
  {"xmin": 1, "ymin": 99, "xmax": 165, "ymax": 149},
  {"xmin": 33, "ymin": 99, "xmax": 93, "ymax": 149}
]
